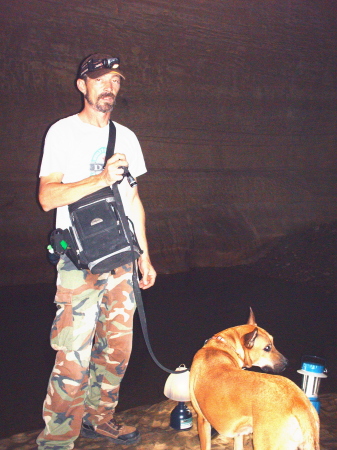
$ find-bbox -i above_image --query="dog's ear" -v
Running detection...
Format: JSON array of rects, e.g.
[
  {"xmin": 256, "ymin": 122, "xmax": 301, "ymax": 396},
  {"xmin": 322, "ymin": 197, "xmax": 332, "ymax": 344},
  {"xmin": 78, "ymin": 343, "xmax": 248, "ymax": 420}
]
[
  {"xmin": 243, "ymin": 328, "xmax": 258, "ymax": 349},
  {"xmin": 247, "ymin": 307, "xmax": 256, "ymax": 325}
]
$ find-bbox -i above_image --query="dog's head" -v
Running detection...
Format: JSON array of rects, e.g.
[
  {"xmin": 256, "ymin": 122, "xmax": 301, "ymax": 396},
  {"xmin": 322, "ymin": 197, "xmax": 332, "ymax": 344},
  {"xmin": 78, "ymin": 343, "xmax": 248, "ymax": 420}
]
[{"xmin": 240, "ymin": 308, "xmax": 288, "ymax": 374}]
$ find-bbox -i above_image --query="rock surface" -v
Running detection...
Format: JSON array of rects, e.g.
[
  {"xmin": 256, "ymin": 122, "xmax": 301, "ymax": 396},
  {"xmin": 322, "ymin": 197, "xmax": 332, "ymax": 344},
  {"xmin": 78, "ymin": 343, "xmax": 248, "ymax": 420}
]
[
  {"xmin": 239, "ymin": 221, "xmax": 337, "ymax": 288},
  {"xmin": 1, "ymin": 395, "xmax": 336, "ymax": 450},
  {"xmin": 1, "ymin": 0, "xmax": 337, "ymax": 285}
]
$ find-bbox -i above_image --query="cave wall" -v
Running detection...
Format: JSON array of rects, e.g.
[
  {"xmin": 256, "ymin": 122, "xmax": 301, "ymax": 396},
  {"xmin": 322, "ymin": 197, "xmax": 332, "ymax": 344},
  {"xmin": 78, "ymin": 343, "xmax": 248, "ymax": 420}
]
[{"xmin": 1, "ymin": 0, "xmax": 336, "ymax": 285}]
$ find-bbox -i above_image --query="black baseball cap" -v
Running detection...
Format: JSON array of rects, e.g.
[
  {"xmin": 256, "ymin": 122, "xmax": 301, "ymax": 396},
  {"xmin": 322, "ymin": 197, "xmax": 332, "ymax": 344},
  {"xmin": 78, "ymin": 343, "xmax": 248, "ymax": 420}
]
[{"xmin": 78, "ymin": 53, "xmax": 125, "ymax": 79}]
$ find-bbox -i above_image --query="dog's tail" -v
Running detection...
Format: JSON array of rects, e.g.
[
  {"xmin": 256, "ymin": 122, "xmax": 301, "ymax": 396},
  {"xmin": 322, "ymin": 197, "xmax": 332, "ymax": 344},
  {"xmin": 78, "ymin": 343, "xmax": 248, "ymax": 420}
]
[{"xmin": 293, "ymin": 398, "xmax": 320, "ymax": 450}]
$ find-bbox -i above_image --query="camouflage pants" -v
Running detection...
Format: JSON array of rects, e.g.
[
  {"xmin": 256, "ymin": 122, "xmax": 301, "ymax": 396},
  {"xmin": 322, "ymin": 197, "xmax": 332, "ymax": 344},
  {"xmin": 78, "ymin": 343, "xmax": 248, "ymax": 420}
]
[{"xmin": 37, "ymin": 256, "xmax": 136, "ymax": 450}]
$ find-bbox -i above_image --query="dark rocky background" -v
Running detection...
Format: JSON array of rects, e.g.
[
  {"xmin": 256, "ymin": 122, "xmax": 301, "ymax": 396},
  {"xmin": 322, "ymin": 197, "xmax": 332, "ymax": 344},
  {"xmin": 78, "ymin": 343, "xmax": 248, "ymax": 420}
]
[
  {"xmin": 0, "ymin": 0, "xmax": 336, "ymax": 284},
  {"xmin": 0, "ymin": 0, "xmax": 336, "ymax": 443}
]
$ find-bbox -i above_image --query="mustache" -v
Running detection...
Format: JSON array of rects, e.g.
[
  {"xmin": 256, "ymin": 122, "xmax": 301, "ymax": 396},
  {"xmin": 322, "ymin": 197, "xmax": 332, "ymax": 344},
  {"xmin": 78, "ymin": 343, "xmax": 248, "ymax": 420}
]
[{"xmin": 98, "ymin": 92, "xmax": 115, "ymax": 101}]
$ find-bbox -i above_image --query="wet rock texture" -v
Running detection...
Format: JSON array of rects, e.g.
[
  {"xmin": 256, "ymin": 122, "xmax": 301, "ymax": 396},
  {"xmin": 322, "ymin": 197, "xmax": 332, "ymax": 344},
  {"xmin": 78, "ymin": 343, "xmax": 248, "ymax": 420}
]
[{"xmin": 1, "ymin": 395, "xmax": 336, "ymax": 450}]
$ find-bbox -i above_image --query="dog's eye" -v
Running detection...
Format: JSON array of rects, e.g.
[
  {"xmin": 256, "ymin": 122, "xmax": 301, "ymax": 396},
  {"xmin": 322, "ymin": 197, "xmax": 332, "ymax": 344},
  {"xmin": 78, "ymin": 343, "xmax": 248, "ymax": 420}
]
[{"xmin": 264, "ymin": 345, "xmax": 272, "ymax": 352}]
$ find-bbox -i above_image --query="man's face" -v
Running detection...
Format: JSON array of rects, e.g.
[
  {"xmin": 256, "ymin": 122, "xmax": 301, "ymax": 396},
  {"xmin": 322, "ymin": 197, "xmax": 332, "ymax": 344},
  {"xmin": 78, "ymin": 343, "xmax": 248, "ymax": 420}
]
[{"xmin": 79, "ymin": 72, "xmax": 121, "ymax": 113}]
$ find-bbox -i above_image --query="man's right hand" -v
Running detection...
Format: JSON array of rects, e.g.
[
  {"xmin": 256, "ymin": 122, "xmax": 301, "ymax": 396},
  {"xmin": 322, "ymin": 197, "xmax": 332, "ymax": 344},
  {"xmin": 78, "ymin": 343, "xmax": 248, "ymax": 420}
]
[
  {"xmin": 39, "ymin": 153, "xmax": 130, "ymax": 212},
  {"xmin": 101, "ymin": 153, "xmax": 129, "ymax": 186}
]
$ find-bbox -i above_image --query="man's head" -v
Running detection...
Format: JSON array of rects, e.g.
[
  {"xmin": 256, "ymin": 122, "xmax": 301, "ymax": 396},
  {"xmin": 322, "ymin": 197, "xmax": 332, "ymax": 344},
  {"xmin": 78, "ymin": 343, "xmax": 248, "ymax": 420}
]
[{"xmin": 77, "ymin": 53, "xmax": 124, "ymax": 114}]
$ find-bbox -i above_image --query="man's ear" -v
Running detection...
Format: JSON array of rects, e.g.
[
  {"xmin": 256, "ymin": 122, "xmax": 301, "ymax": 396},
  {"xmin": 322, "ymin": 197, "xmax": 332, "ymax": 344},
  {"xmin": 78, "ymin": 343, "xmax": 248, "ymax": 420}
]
[{"xmin": 77, "ymin": 78, "xmax": 86, "ymax": 95}]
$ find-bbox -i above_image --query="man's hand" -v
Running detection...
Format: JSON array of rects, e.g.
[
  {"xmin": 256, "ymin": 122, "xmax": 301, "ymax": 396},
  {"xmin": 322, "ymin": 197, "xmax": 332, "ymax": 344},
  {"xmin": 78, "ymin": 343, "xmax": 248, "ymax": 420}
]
[
  {"xmin": 101, "ymin": 153, "xmax": 128, "ymax": 185},
  {"xmin": 138, "ymin": 255, "xmax": 157, "ymax": 289}
]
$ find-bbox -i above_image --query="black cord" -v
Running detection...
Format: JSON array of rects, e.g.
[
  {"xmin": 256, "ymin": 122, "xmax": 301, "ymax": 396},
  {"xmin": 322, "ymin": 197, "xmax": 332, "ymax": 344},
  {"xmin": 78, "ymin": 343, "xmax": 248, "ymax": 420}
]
[{"xmin": 112, "ymin": 181, "xmax": 188, "ymax": 374}]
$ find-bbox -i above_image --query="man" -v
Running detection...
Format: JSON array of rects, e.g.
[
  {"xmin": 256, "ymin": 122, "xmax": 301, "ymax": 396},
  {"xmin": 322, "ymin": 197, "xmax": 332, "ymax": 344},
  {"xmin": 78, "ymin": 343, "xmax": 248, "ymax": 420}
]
[{"xmin": 37, "ymin": 53, "xmax": 156, "ymax": 450}]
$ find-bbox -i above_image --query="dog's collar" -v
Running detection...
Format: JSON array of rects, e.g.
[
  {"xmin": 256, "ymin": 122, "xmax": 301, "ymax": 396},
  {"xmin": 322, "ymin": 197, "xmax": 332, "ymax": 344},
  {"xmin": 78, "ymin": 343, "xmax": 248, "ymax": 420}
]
[
  {"xmin": 207, "ymin": 335, "xmax": 235, "ymax": 349},
  {"xmin": 206, "ymin": 335, "xmax": 231, "ymax": 345},
  {"xmin": 211, "ymin": 336, "xmax": 226, "ymax": 343},
  {"xmin": 206, "ymin": 335, "xmax": 245, "ymax": 367},
  {"xmin": 205, "ymin": 336, "xmax": 223, "ymax": 343}
]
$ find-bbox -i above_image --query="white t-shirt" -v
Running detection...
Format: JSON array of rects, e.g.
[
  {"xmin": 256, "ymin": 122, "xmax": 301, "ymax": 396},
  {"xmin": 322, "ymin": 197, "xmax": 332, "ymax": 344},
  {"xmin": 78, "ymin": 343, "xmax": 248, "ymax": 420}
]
[{"xmin": 40, "ymin": 114, "xmax": 147, "ymax": 229}]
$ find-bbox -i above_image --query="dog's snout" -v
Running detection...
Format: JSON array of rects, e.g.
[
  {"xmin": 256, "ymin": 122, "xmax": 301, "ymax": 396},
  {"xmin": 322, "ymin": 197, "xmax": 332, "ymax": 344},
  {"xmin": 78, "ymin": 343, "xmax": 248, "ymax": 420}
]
[
  {"xmin": 273, "ymin": 355, "xmax": 289, "ymax": 374},
  {"xmin": 262, "ymin": 355, "xmax": 288, "ymax": 374},
  {"xmin": 275, "ymin": 356, "xmax": 289, "ymax": 373}
]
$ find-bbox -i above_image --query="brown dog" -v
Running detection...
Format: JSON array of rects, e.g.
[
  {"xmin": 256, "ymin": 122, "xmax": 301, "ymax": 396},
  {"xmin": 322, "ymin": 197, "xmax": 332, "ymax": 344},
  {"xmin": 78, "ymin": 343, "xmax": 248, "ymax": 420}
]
[{"xmin": 189, "ymin": 309, "xmax": 319, "ymax": 450}]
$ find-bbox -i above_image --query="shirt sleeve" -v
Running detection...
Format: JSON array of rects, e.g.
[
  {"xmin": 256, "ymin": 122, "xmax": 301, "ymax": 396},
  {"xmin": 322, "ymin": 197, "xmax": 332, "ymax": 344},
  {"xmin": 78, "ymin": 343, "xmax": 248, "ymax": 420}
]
[
  {"xmin": 39, "ymin": 121, "xmax": 69, "ymax": 177},
  {"xmin": 129, "ymin": 132, "xmax": 147, "ymax": 178}
]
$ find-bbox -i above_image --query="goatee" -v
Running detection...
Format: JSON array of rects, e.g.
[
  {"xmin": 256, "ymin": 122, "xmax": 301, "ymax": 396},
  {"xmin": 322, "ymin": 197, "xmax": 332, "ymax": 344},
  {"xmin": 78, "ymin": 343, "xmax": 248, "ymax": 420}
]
[{"xmin": 85, "ymin": 92, "xmax": 116, "ymax": 113}]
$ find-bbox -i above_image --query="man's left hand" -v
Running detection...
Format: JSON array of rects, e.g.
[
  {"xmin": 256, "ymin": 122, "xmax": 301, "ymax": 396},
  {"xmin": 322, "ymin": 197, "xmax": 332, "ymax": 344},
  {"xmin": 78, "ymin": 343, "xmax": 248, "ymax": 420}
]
[{"xmin": 138, "ymin": 255, "xmax": 157, "ymax": 289}]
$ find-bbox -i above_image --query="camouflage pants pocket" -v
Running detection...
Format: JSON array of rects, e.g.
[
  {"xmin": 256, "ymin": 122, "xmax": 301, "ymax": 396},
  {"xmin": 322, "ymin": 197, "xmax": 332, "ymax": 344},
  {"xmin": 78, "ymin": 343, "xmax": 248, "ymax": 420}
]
[{"xmin": 50, "ymin": 289, "xmax": 74, "ymax": 352}]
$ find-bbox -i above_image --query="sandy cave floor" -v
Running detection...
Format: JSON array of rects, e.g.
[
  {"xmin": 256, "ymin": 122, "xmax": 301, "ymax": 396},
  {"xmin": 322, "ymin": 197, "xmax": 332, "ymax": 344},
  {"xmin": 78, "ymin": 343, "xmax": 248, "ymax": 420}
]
[{"xmin": 1, "ymin": 394, "xmax": 336, "ymax": 450}]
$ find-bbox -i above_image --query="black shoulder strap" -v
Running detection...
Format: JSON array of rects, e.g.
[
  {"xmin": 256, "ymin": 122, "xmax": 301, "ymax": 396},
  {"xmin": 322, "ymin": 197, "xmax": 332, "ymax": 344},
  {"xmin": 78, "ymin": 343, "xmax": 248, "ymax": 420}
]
[{"xmin": 103, "ymin": 121, "xmax": 116, "ymax": 168}]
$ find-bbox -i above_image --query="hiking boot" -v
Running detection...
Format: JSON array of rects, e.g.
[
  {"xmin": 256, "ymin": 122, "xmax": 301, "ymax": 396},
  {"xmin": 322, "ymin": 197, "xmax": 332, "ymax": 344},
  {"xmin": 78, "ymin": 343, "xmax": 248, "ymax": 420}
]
[{"xmin": 81, "ymin": 418, "xmax": 140, "ymax": 445}]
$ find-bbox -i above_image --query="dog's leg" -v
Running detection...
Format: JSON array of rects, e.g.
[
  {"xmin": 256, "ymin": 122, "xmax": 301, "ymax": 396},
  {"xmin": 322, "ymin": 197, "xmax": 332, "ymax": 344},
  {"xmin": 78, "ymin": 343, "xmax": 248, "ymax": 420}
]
[
  {"xmin": 197, "ymin": 414, "xmax": 212, "ymax": 450},
  {"xmin": 233, "ymin": 435, "xmax": 244, "ymax": 450}
]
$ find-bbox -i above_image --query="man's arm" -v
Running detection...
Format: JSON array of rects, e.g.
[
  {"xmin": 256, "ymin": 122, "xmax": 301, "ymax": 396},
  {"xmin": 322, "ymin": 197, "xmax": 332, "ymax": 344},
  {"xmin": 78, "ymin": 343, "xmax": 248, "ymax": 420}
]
[
  {"xmin": 39, "ymin": 153, "xmax": 128, "ymax": 211},
  {"xmin": 126, "ymin": 183, "xmax": 156, "ymax": 289}
]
